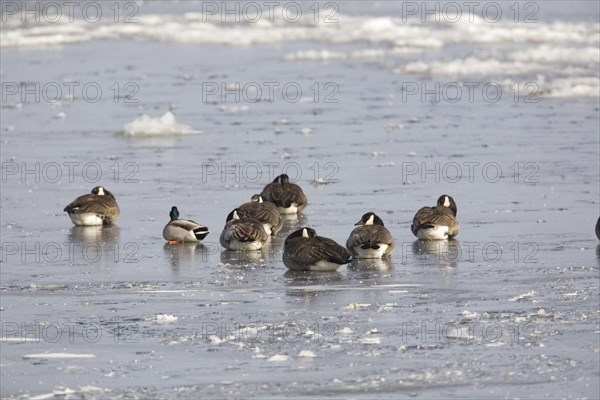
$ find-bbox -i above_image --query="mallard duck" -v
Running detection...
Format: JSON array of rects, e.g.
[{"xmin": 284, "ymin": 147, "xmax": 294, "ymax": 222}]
[
  {"xmin": 411, "ymin": 195, "xmax": 459, "ymax": 240},
  {"xmin": 237, "ymin": 194, "xmax": 282, "ymax": 236},
  {"xmin": 220, "ymin": 209, "xmax": 269, "ymax": 251},
  {"xmin": 260, "ymin": 174, "xmax": 308, "ymax": 215},
  {"xmin": 163, "ymin": 206, "xmax": 209, "ymax": 243},
  {"xmin": 283, "ymin": 227, "xmax": 352, "ymax": 271},
  {"xmin": 64, "ymin": 186, "xmax": 120, "ymax": 226},
  {"xmin": 346, "ymin": 212, "xmax": 395, "ymax": 259}
]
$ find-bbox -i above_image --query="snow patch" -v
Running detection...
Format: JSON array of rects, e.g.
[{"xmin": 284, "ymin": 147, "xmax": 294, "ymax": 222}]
[
  {"xmin": 123, "ymin": 112, "xmax": 194, "ymax": 136},
  {"xmin": 267, "ymin": 354, "xmax": 290, "ymax": 362},
  {"xmin": 154, "ymin": 314, "xmax": 178, "ymax": 323},
  {"xmin": 298, "ymin": 350, "xmax": 316, "ymax": 358},
  {"xmin": 508, "ymin": 291, "xmax": 537, "ymax": 302}
]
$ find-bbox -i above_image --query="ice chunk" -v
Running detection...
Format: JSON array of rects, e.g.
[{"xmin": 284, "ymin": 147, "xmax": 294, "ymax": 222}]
[
  {"xmin": 462, "ymin": 310, "xmax": 479, "ymax": 319},
  {"xmin": 123, "ymin": 112, "xmax": 194, "ymax": 135},
  {"xmin": 154, "ymin": 314, "xmax": 178, "ymax": 323},
  {"xmin": 267, "ymin": 354, "xmax": 289, "ymax": 361},
  {"xmin": 359, "ymin": 337, "xmax": 381, "ymax": 345},
  {"xmin": 508, "ymin": 291, "xmax": 537, "ymax": 302}
]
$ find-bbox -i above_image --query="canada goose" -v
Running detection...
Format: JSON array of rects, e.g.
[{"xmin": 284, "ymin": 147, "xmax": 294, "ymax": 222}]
[
  {"xmin": 411, "ymin": 195, "xmax": 459, "ymax": 240},
  {"xmin": 260, "ymin": 174, "xmax": 308, "ymax": 215},
  {"xmin": 237, "ymin": 194, "xmax": 282, "ymax": 236},
  {"xmin": 283, "ymin": 227, "xmax": 352, "ymax": 271},
  {"xmin": 346, "ymin": 212, "xmax": 395, "ymax": 258},
  {"xmin": 163, "ymin": 206, "xmax": 209, "ymax": 243},
  {"xmin": 63, "ymin": 186, "xmax": 120, "ymax": 226},
  {"xmin": 220, "ymin": 209, "xmax": 269, "ymax": 251}
]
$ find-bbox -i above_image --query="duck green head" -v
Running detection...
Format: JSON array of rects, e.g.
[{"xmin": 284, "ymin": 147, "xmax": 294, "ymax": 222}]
[{"xmin": 169, "ymin": 206, "xmax": 180, "ymax": 221}]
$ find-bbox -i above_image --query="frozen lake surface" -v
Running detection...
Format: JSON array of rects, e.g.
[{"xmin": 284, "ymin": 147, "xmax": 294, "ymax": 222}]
[{"xmin": 1, "ymin": 1, "xmax": 599, "ymax": 398}]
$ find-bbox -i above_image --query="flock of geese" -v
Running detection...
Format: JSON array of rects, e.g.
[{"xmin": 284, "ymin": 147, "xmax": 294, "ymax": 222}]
[{"xmin": 63, "ymin": 174, "xmax": 600, "ymax": 271}]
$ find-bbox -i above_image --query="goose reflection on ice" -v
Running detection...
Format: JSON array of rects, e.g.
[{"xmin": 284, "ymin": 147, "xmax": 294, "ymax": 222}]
[
  {"xmin": 220, "ymin": 245, "xmax": 273, "ymax": 267},
  {"xmin": 348, "ymin": 257, "xmax": 393, "ymax": 271},
  {"xmin": 280, "ymin": 213, "xmax": 307, "ymax": 233},
  {"xmin": 412, "ymin": 239, "xmax": 461, "ymax": 268},
  {"xmin": 163, "ymin": 242, "xmax": 213, "ymax": 268},
  {"xmin": 65, "ymin": 225, "xmax": 121, "ymax": 265},
  {"xmin": 68, "ymin": 225, "xmax": 120, "ymax": 244},
  {"xmin": 283, "ymin": 269, "xmax": 343, "ymax": 300}
]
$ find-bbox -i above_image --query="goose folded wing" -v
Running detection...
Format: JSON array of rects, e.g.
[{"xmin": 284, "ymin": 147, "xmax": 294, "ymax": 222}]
[
  {"xmin": 229, "ymin": 222, "xmax": 267, "ymax": 242},
  {"xmin": 413, "ymin": 206, "xmax": 458, "ymax": 236},
  {"xmin": 64, "ymin": 195, "xmax": 114, "ymax": 214},
  {"xmin": 349, "ymin": 226, "xmax": 394, "ymax": 248},
  {"xmin": 420, "ymin": 207, "xmax": 455, "ymax": 227},
  {"xmin": 268, "ymin": 187, "xmax": 291, "ymax": 207},
  {"xmin": 296, "ymin": 237, "xmax": 350, "ymax": 264},
  {"xmin": 239, "ymin": 204, "xmax": 280, "ymax": 225}
]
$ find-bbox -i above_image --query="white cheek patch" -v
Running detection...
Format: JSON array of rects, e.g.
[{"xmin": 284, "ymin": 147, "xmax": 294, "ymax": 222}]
[
  {"xmin": 302, "ymin": 228, "xmax": 309, "ymax": 238},
  {"xmin": 97, "ymin": 187, "xmax": 105, "ymax": 195},
  {"xmin": 365, "ymin": 215, "xmax": 374, "ymax": 225},
  {"xmin": 443, "ymin": 196, "xmax": 450, "ymax": 207}
]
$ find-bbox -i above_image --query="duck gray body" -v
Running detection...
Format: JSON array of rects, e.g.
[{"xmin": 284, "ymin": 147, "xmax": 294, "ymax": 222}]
[{"xmin": 163, "ymin": 206, "xmax": 209, "ymax": 243}]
